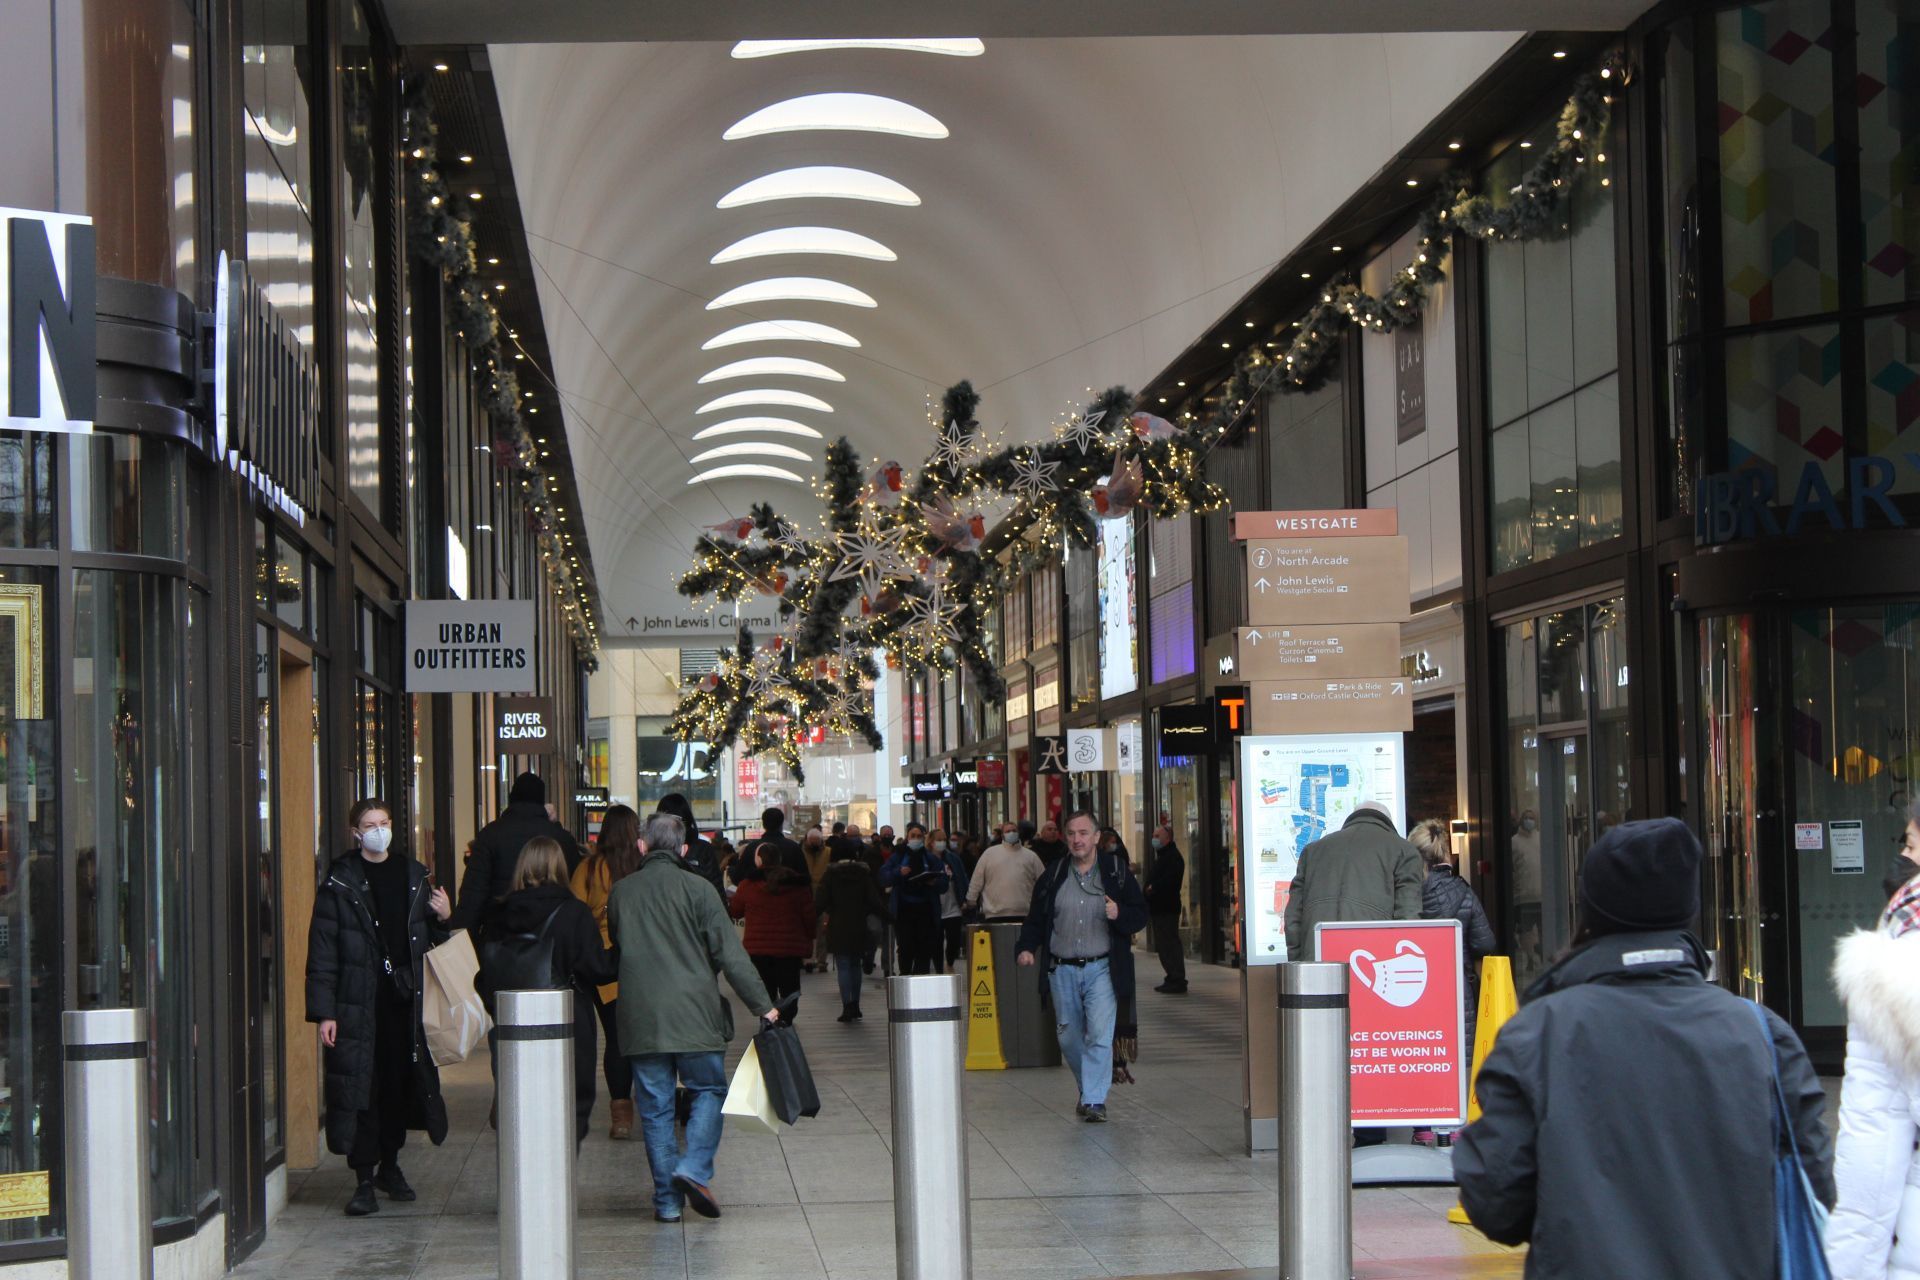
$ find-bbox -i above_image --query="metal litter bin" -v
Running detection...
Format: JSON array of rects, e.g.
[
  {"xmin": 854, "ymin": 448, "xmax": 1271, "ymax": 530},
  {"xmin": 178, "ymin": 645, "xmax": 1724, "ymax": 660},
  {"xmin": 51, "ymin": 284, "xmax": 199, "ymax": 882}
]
[{"xmin": 985, "ymin": 921, "xmax": 1060, "ymax": 1068}]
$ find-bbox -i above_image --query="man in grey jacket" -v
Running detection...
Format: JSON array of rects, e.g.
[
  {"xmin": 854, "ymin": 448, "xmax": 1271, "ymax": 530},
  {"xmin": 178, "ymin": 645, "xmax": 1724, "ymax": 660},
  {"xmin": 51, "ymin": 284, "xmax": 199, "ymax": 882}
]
[{"xmin": 1282, "ymin": 802, "xmax": 1424, "ymax": 960}]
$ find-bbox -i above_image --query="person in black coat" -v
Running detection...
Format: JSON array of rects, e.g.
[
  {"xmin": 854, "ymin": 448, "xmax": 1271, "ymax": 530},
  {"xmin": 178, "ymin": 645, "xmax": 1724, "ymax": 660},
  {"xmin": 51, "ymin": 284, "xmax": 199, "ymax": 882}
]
[
  {"xmin": 1454, "ymin": 819, "xmax": 1833, "ymax": 1279},
  {"xmin": 730, "ymin": 806, "xmax": 808, "ymax": 885},
  {"xmin": 1142, "ymin": 825, "xmax": 1187, "ymax": 994},
  {"xmin": 307, "ymin": 798, "xmax": 452, "ymax": 1217},
  {"xmin": 481, "ymin": 836, "xmax": 615, "ymax": 1145},
  {"xmin": 655, "ymin": 791, "xmax": 725, "ymax": 896},
  {"xmin": 815, "ymin": 844, "xmax": 883, "ymax": 1021},
  {"xmin": 450, "ymin": 771, "xmax": 581, "ymax": 931},
  {"xmin": 1410, "ymin": 819, "xmax": 1496, "ymax": 1058}
]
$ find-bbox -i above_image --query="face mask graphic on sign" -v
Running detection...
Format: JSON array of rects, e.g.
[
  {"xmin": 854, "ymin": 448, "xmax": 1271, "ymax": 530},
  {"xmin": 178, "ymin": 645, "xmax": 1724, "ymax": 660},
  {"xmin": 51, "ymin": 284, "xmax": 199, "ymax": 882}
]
[{"xmin": 1349, "ymin": 940, "xmax": 1428, "ymax": 1008}]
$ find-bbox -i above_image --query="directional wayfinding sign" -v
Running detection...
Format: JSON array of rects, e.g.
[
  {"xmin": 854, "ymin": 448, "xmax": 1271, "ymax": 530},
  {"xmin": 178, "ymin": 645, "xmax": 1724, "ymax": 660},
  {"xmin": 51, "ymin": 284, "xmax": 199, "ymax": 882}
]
[
  {"xmin": 1235, "ymin": 624, "xmax": 1401, "ymax": 682},
  {"xmin": 1243, "ymin": 538, "xmax": 1410, "ymax": 626},
  {"xmin": 1314, "ymin": 919, "xmax": 1466, "ymax": 1127},
  {"xmin": 1250, "ymin": 677, "xmax": 1412, "ymax": 733}
]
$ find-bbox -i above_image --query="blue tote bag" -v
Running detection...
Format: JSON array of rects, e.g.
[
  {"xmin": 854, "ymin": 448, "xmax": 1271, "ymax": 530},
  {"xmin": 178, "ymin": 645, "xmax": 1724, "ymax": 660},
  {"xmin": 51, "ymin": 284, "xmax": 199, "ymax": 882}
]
[{"xmin": 1750, "ymin": 1002, "xmax": 1831, "ymax": 1280}]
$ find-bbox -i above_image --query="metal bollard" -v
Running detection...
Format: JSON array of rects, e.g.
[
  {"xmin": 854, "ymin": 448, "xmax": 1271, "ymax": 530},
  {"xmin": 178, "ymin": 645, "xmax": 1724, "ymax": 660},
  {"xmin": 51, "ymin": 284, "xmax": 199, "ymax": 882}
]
[
  {"xmin": 63, "ymin": 1008, "xmax": 152, "ymax": 1280},
  {"xmin": 1277, "ymin": 963, "xmax": 1352, "ymax": 1280},
  {"xmin": 888, "ymin": 974, "xmax": 970, "ymax": 1280},
  {"xmin": 497, "ymin": 989, "xmax": 576, "ymax": 1280}
]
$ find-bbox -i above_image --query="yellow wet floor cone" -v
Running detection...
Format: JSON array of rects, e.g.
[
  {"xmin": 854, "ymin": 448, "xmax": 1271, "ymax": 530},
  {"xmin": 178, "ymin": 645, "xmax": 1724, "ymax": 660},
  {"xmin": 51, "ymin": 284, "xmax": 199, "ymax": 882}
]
[
  {"xmin": 964, "ymin": 927, "xmax": 1007, "ymax": 1071},
  {"xmin": 1449, "ymin": 955, "xmax": 1520, "ymax": 1226}
]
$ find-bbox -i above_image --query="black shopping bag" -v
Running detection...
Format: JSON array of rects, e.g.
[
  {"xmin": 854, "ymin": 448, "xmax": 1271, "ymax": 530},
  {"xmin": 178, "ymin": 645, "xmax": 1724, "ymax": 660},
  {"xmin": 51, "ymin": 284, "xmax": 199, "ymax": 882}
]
[{"xmin": 753, "ymin": 1020, "xmax": 821, "ymax": 1125}]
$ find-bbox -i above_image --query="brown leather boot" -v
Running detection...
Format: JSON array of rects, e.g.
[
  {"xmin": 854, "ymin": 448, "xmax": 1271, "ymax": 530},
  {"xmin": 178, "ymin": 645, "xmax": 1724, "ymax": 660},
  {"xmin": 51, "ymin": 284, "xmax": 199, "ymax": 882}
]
[{"xmin": 610, "ymin": 1097, "xmax": 635, "ymax": 1140}]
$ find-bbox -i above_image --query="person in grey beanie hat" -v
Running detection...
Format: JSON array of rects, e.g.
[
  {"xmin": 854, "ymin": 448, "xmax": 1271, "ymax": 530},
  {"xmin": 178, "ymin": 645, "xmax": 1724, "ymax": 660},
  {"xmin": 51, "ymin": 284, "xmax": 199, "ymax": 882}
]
[{"xmin": 1453, "ymin": 818, "xmax": 1832, "ymax": 1279}]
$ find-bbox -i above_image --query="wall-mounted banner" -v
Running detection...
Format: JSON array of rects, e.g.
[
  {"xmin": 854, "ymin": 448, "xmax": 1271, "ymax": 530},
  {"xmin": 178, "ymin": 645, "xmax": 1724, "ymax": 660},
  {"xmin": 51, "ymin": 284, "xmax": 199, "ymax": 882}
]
[
  {"xmin": 975, "ymin": 758, "xmax": 1007, "ymax": 790},
  {"xmin": 954, "ymin": 760, "xmax": 980, "ymax": 793},
  {"xmin": 493, "ymin": 696, "xmax": 557, "ymax": 754},
  {"xmin": 405, "ymin": 599, "xmax": 537, "ymax": 692},
  {"xmin": 1033, "ymin": 735, "xmax": 1070, "ymax": 775},
  {"xmin": 1066, "ymin": 728, "xmax": 1106, "ymax": 772},
  {"xmin": 1, "ymin": 207, "xmax": 94, "ymax": 434}
]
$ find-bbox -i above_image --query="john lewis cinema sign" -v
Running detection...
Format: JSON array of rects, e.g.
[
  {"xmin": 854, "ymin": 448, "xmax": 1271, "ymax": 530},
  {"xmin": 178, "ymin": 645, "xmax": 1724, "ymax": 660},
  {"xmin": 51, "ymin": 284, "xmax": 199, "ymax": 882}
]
[{"xmin": 0, "ymin": 208, "xmax": 95, "ymax": 434}]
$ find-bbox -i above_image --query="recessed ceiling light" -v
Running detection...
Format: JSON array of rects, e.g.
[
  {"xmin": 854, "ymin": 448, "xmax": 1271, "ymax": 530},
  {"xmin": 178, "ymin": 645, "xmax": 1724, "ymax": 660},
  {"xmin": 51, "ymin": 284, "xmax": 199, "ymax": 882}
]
[
  {"xmin": 487, "ymin": 256, "xmax": 500, "ymax": 265},
  {"xmin": 1406, "ymin": 178, "xmax": 1419, "ymax": 186},
  {"xmin": 692, "ymin": 417, "xmax": 826, "ymax": 440},
  {"xmin": 1244, "ymin": 321, "xmax": 1255, "ymax": 328},
  {"xmin": 718, "ymin": 166, "xmax": 921, "ymax": 209},
  {"xmin": 706, "ymin": 277, "xmax": 878, "ymax": 310},
  {"xmin": 724, "ymin": 93, "xmax": 949, "ymax": 141},
  {"xmin": 433, "ymin": 62, "xmax": 450, "ymax": 72},
  {"xmin": 1176, "ymin": 381, "xmax": 1186, "ymax": 387},
  {"xmin": 689, "ymin": 441, "xmax": 815, "ymax": 465},
  {"xmin": 1220, "ymin": 342, "xmax": 1230, "ymax": 349},
  {"xmin": 468, "ymin": 191, "xmax": 483, "ymax": 200},
  {"xmin": 731, "ymin": 38, "xmax": 984, "ymax": 58},
  {"xmin": 1332, "ymin": 245, "xmax": 1343, "ymax": 252},
  {"xmin": 1519, "ymin": 140, "xmax": 1533, "ymax": 149},
  {"xmin": 459, "ymin": 154, "xmax": 474, "ymax": 163},
  {"xmin": 711, "ymin": 227, "xmax": 896, "ymax": 265},
  {"xmin": 700, "ymin": 356, "xmax": 844, "ymax": 385},
  {"xmin": 697, "ymin": 389, "xmax": 835, "ymax": 415},
  {"xmin": 1552, "ymin": 49, "xmax": 1567, "ymax": 58},
  {"xmin": 702, "ymin": 320, "xmax": 861, "ymax": 350},
  {"xmin": 1300, "ymin": 271, "xmax": 1311, "ymax": 279},
  {"xmin": 687, "ymin": 464, "xmax": 807, "ymax": 485},
  {"xmin": 1447, "ymin": 141, "xmax": 1462, "ymax": 151}
]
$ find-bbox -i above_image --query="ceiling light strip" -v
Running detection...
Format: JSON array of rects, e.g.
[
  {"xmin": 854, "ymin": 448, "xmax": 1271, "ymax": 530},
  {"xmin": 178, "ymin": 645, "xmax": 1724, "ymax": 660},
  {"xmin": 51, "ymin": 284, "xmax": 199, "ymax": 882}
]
[
  {"xmin": 696, "ymin": 389, "xmax": 835, "ymax": 415},
  {"xmin": 687, "ymin": 463, "xmax": 807, "ymax": 485},
  {"xmin": 706, "ymin": 277, "xmax": 877, "ymax": 310},
  {"xmin": 717, "ymin": 166, "xmax": 921, "ymax": 208},
  {"xmin": 724, "ymin": 93, "xmax": 949, "ymax": 141},
  {"xmin": 691, "ymin": 417, "xmax": 825, "ymax": 440},
  {"xmin": 711, "ymin": 227, "xmax": 896, "ymax": 264},
  {"xmin": 730, "ymin": 39, "xmax": 983, "ymax": 59},
  {"xmin": 702, "ymin": 321, "xmax": 861, "ymax": 350},
  {"xmin": 698, "ymin": 356, "xmax": 845, "ymax": 384}
]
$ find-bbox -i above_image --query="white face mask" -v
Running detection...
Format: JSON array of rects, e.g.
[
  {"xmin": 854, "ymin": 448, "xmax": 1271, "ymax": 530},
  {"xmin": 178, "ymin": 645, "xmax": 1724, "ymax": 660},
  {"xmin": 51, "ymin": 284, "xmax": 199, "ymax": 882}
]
[
  {"xmin": 359, "ymin": 826, "xmax": 393, "ymax": 855},
  {"xmin": 931, "ymin": 840, "xmax": 947, "ymax": 853},
  {"xmin": 907, "ymin": 838, "xmax": 925, "ymax": 851},
  {"xmin": 1003, "ymin": 832, "xmax": 1020, "ymax": 846}
]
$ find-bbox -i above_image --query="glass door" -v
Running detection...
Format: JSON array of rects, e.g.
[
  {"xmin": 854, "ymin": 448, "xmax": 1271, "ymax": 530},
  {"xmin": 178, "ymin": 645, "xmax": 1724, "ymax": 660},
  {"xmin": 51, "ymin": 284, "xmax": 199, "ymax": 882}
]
[
  {"xmin": 1538, "ymin": 731, "xmax": 1589, "ymax": 960},
  {"xmin": 1698, "ymin": 613, "xmax": 1780, "ymax": 1005}
]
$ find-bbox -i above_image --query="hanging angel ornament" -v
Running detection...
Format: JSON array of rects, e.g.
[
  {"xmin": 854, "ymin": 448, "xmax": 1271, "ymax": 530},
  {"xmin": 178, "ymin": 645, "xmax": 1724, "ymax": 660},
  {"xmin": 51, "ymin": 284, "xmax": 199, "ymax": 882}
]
[
  {"xmin": 1092, "ymin": 454, "xmax": 1145, "ymax": 519},
  {"xmin": 922, "ymin": 495, "xmax": 987, "ymax": 553}
]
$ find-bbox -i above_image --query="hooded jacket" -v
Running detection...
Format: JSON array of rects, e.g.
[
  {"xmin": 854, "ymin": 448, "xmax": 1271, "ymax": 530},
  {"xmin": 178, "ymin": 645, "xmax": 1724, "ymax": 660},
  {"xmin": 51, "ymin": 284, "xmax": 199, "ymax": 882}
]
[
  {"xmin": 815, "ymin": 857, "xmax": 884, "ymax": 955},
  {"xmin": 1283, "ymin": 807, "xmax": 1424, "ymax": 958},
  {"xmin": 728, "ymin": 864, "xmax": 819, "ymax": 957},
  {"xmin": 305, "ymin": 852, "xmax": 449, "ymax": 1156},
  {"xmin": 1828, "ymin": 871, "xmax": 1920, "ymax": 1279},
  {"xmin": 449, "ymin": 801, "xmax": 583, "ymax": 931},
  {"xmin": 1453, "ymin": 929, "xmax": 1834, "ymax": 1280}
]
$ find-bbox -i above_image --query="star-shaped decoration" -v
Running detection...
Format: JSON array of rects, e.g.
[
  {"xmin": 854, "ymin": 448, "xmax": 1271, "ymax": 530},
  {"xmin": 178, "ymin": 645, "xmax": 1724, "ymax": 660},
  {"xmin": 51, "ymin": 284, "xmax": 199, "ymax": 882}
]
[
  {"xmin": 827, "ymin": 526, "xmax": 911, "ymax": 583},
  {"xmin": 1059, "ymin": 408, "xmax": 1108, "ymax": 453},
  {"xmin": 770, "ymin": 520, "xmax": 814, "ymax": 556},
  {"xmin": 1007, "ymin": 449, "xmax": 1060, "ymax": 501},
  {"xmin": 744, "ymin": 652, "xmax": 785, "ymax": 701},
  {"xmin": 823, "ymin": 683, "xmax": 866, "ymax": 726},
  {"xmin": 931, "ymin": 420, "xmax": 975, "ymax": 472},
  {"xmin": 901, "ymin": 582, "xmax": 962, "ymax": 643}
]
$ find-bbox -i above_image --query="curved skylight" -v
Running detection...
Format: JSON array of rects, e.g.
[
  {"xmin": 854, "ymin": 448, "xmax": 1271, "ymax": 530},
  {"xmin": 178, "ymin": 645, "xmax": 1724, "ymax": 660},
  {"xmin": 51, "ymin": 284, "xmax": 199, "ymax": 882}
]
[
  {"xmin": 718, "ymin": 167, "xmax": 921, "ymax": 209},
  {"xmin": 707, "ymin": 277, "xmax": 877, "ymax": 310},
  {"xmin": 731, "ymin": 39, "xmax": 984, "ymax": 59},
  {"xmin": 712, "ymin": 227, "xmax": 896, "ymax": 265},
  {"xmin": 688, "ymin": 464, "xmax": 806, "ymax": 486},
  {"xmin": 692, "ymin": 417, "xmax": 825, "ymax": 440},
  {"xmin": 723, "ymin": 93, "xmax": 949, "ymax": 141},
  {"xmin": 699, "ymin": 357, "xmax": 845, "ymax": 385},
  {"xmin": 697, "ymin": 389, "xmax": 835, "ymax": 415},
  {"xmin": 703, "ymin": 321, "xmax": 861, "ymax": 350},
  {"xmin": 690, "ymin": 441, "xmax": 815, "ymax": 465}
]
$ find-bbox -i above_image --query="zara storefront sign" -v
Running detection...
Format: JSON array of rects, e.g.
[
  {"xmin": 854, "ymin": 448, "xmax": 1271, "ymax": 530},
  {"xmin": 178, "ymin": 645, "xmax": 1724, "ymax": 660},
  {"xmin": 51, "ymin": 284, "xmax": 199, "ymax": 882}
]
[
  {"xmin": 0, "ymin": 207, "xmax": 95, "ymax": 434},
  {"xmin": 211, "ymin": 252, "xmax": 321, "ymax": 525},
  {"xmin": 404, "ymin": 599, "xmax": 537, "ymax": 692}
]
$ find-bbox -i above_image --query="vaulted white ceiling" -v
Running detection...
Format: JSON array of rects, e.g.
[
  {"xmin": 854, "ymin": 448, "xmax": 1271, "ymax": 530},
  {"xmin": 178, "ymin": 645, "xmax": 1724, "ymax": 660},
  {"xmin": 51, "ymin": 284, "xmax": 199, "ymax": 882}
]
[{"xmin": 489, "ymin": 33, "xmax": 1521, "ymax": 638}]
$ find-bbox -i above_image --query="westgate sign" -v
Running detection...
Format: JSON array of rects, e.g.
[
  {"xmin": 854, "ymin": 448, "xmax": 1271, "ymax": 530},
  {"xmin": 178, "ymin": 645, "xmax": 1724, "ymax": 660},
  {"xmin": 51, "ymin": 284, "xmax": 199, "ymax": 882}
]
[
  {"xmin": 1697, "ymin": 454, "xmax": 1920, "ymax": 546},
  {"xmin": 0, "ymin": 207, "xmax": 95, "ymax": 433}
]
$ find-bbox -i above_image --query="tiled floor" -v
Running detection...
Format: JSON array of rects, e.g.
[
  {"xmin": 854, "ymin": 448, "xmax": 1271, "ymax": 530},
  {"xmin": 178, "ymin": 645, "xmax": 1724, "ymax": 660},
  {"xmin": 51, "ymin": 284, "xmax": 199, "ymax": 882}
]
[{"xmin": 234, "ymin": 957, "xmax": 1521, "ymax": 1279}]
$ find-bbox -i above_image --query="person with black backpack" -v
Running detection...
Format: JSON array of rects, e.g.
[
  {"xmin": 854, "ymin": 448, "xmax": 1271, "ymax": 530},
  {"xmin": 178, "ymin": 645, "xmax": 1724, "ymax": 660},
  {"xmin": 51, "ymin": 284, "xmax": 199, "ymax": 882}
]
[{"xmin": 480, "ymin": 836, "xmax": 614, "ymax": 1145}]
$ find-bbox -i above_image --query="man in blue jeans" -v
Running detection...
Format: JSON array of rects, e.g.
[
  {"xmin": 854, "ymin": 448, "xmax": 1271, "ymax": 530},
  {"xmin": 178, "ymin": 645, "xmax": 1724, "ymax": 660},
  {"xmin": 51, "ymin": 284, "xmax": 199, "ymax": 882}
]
[
  {"xmin": 1016, "ymin": 810, "xmax": 1149, "ymax": 1123},
  {"xmin": 607, "ymin": 812, "xmax": 778, "ymax": 1222}
]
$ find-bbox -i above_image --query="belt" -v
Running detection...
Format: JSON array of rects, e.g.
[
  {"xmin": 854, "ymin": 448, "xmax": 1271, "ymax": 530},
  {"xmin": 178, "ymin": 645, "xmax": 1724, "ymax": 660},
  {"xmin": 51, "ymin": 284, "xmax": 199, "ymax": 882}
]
[{"xmin": 1050, "ymin": 954, "xmax": 1107, "ymax": 968}]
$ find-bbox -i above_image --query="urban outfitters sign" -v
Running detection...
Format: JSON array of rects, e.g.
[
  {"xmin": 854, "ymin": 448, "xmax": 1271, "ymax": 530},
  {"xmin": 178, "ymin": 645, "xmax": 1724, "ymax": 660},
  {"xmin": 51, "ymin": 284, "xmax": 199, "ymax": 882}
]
[
  {"xmin": 0, "ymin": 207, "xmax": 95, "ymax": 434},
  {"xmin": 404, "ymin": 599, "xmax": 537, "ymax": 692},
  {"xmin": 493, "ymin": 696, "xmax": 557, "ymax": 754}
]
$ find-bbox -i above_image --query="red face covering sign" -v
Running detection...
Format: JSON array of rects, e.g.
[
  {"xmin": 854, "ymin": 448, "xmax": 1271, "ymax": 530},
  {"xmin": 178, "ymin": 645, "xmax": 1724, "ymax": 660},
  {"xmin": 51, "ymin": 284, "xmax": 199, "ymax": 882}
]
[{"xmin": 1312, "ymin": 919, "xmax": 1466, "ymax": 1127}]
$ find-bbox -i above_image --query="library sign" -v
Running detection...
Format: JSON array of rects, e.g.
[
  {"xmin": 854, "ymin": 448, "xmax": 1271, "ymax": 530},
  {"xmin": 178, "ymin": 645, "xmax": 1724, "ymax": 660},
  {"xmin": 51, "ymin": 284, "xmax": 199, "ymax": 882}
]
[{"xmin": 405, "ymin": 599, "xmax": 537, "ymax": 692}]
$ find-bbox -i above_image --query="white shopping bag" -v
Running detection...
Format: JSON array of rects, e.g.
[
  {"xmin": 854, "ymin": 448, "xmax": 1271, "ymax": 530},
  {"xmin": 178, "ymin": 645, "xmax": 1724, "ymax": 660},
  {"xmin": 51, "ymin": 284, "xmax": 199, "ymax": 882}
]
[
  {"xmin": 721, "ymin": 1041, "xmax": 780, "ymax": 1135},
  {"xmin": 421, "ymin": 932, "xmax": 492, "ymax": 1066}
]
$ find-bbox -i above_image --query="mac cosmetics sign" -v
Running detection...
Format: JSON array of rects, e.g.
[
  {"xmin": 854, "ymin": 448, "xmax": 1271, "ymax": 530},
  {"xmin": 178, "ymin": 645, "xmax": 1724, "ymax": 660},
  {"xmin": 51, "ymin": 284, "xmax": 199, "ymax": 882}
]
[{"xmin": 0, "ymin": 208, "xmax": 95, "ymax": 434}]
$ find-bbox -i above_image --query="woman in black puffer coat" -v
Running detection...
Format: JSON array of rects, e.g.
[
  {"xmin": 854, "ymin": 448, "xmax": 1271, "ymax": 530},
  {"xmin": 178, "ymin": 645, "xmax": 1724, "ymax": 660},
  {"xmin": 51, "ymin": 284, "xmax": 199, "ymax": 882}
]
[
  {"xmin": 307, "ymin": 798, "xmax": 452, "ymax": 1217},
  {"xmin": 1411, "ymin": 818, "xmax": 1497, "ymax": 1058}
]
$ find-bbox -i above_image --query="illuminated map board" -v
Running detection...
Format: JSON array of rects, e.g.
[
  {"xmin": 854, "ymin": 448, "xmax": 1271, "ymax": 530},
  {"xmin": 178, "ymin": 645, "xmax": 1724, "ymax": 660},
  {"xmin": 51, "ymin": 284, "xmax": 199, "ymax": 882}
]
[{"xmin": 1240, "ymin": 732, "xmax": 1406, "ymax": 964}]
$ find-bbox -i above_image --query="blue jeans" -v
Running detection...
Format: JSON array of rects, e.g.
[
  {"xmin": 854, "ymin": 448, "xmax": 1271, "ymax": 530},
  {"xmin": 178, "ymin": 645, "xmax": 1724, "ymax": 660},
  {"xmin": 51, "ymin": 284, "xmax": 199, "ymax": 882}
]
[
  {"xmin": 1048, "ymin": 957, "xmax": 1116, "ymax": 1106},
  {"xmin": 834, "ymin": 953, "xmax": 862, "ymax": 1007},
  {"xmin": 630, "ymin": 1052, "xmax": 727, "ymax": 1217}
]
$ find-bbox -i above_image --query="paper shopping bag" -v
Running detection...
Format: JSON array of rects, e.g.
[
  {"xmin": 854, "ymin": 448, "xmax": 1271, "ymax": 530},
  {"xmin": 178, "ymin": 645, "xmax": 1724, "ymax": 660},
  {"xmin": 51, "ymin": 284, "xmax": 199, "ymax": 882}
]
[
  {"xmin": 721, "ymin": 1041, "xmax": 781, "ymax": 1135},
  {"xmin": 422, "ymin": 932, "xmax": 492, "ymax": 1066}
]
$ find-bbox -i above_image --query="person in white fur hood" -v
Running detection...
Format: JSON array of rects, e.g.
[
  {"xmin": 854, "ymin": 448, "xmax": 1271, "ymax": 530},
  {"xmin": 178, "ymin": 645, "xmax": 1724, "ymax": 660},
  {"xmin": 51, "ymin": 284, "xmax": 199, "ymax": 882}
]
[{"xmin": 1830, "ymin": 805, "xmax": 1920, "ymax": 1279}]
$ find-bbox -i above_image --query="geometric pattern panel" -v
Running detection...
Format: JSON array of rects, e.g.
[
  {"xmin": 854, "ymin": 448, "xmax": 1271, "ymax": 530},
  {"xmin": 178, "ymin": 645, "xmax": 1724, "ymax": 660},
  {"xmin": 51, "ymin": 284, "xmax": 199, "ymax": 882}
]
[
  {"xmin": 1725, "ymin": 322, "xmax": 1845, "ymax": 490},
  {"xmin": 1718, "ymin": 0, "xmax": 1840, "ymax": 326},
  {"xmin": 1859, "ymin": 0, "xmax": 1920, "ymax": 309},
  {"xmin": 1865, "ymin": 310, "xmax": 1920, "ymax": 491}
]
